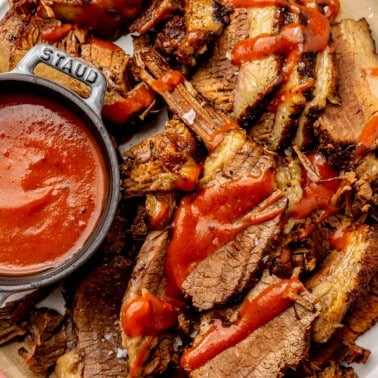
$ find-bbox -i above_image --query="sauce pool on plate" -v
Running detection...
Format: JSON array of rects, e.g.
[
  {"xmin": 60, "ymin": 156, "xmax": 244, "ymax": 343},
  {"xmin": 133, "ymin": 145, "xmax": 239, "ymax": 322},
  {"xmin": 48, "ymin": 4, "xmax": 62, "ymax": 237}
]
[{"xmin": 0, "ymin": 92, "xmax": 106, "ymax": 275}]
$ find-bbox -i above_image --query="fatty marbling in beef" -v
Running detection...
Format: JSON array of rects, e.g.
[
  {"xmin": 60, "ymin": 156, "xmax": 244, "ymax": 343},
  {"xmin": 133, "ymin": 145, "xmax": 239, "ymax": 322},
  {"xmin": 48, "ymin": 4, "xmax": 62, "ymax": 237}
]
[{"xmin": 315, "ymin": 19, "xmax": 378, "ymax": 168}]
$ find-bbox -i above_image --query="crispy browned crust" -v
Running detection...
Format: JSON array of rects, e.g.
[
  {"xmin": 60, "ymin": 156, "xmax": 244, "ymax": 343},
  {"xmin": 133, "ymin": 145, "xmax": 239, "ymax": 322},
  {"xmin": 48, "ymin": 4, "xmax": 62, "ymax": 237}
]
[
  {"xmin": 133, "ymin": 43, "xmax": 235, "ymax": 150},
  {"xmin": 130, "ymin": 0, "xmax": 184, "ymax": 35},
  {"xmin": 121, "ymin": 117, "xmax": 199, "ymax": 197},
  {"xmin": 306, "ymin": 224, "xmax": 378, "ymax": 344},
  {"xmin": 190, "ymin": 8, "xmax": 247, "ymax": 115},
  {"xmin": 315, "ymin": 19, "xmax": 378, "ymax": 168}
]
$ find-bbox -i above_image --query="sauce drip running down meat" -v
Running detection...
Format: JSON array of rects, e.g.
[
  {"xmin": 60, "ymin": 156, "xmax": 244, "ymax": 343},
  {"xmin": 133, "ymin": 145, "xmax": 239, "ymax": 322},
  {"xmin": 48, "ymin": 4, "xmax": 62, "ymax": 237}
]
[
  {"xmin": 231, "ymin": 3, "xmax": 332, "ymax": 66},
  {"xmin": 180, "ymin": 277, "xmax": 305, "ymax": 371},
  {"xmin": 165, "ymin": 167, "xmax": 282, "ymax": 296},
  {"xmin": 0, "ymin": 92, "xmax": 106, "ymax": 275},
  {"xmin": 120, "ymin": 167, "xmax": 285, "ymax": 342},
  {"xmin": 354, "ymin": 115, "xmax": 378, "ymax": 159},
  {"xmin": 121, "ymin": 290, "xmax": 177, "ymax": 337},
  {"xmin": 102, "ymin": 84, "xmax": 155, "ymax": 124}
]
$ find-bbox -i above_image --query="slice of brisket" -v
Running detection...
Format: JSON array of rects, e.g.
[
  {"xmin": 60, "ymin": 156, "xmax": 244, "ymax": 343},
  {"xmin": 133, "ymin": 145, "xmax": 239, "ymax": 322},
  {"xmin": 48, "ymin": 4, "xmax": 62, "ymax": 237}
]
[
  {"xmin": 18, "ymin": 308, "xmax": 70, "ymax": 375},
  {"xmin": 307, "ymin": 275, "xmax": 378, "ymax": 373},
  {"xmin": 314, "ymin": 19, "xmax": 378, "ymax": 168},
  {"xmin": 234, "ymin": 6, "xmax": 282, "ymax": 127},
  {"xmin": 155, "ymin": 0, "xmax": 231, "ymax": 68},
  {"xmin": 191, "ymin": 273, "xmax": 319, "ymax": 378},
  {"xmin": 121, "ymin": 117, "xmax": 200, "ymax": 197},
  {"xmin": 190, "ymin": 8, "xmax": 247, "ymax": 115},
  {"xmin": 129, "ymin": 0, "xmax": 184, "ymax": 35},
  {"xmin": 63, "ymin": 254, "xmax": 133, "ymax": 377},
  {"xmin": 182, "ymin": 131, "xmax": 287, "ymax": 309},
  {"xmin": 305, "ymin": 224, "xmax": 378, "ymax": 344},
  {"xmin": 121, "ymin": 230, "xmax": 177, "ymax": 377}
]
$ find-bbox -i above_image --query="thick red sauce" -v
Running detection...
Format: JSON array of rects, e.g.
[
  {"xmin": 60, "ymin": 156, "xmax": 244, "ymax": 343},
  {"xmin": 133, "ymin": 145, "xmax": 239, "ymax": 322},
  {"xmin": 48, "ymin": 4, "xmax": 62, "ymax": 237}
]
[
  {"xmin": 102, "ymin": 84, "xmax": 155, "ymax": 124},
  {"xmin": 120, "ymin": 168, "xmax": 285, "ymax": 345},
  {"xmin": 359, "ymin": 116, "xmax": 378, "ymax": 146},
  {"xmin": 289, "ymin": 153, "xmax": 340, "ymax": 220},
  {"xmin": 150, "ymin": 70, "xmax": 185, "ymax": 93},
  {"xmin": 121, "ymin": 291, "xmax": 177, "ymax": 337},
  {"xmin": 180, "ymin": 277, "xmax": 305, "ymax": 371},
  {"xmin": 367, "ymin": 68, "xmax": 378, "ymax": 76},
  {"xmin": 231, "ymin": 5, "xmax": 330, "ymax": 66},
  {"xmin": 42, "ymin": 24, "xmax": 74, "ymax": 43},
  {"xmin": 0, "ymin": 93, "xmax": 106, "ymax": 275},
  {"xmin": 164, "ymin": 168, "xmax": 283, "ymax": 297},
  {"xmin": 230, "ymin": 1, "xmax": 334, "ymax": 111},
  {"xmin": 208, "ymin": 119, "xmax": 240, "ymax": 150}
]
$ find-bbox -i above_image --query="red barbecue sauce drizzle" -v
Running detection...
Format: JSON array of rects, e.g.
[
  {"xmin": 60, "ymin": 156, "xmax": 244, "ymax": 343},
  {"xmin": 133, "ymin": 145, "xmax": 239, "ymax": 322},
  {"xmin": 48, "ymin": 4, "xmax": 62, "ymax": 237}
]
[
  {"xmin": 367, "ymin": 67, "xmax": 378, "ymax": 76},
  {"xmin": 180, "ymin": 277, "xmax": 305, "ymax": 371},
  {"xmin": 230, "ymin": 1, "xmax": 335, "ymax": 110},
  {"xmin": 165, "ymin": 168, "xmax": 282, "ymax": 297},
  {"xmin": 231, "ymin": 5, "xmax": 330, "ymax": 66},
  {"xmin": 121, "ymin": 168, "xmax": 285, "ymax": 340},
  {"xmin": 102, "ymin": 84, "xmax": 155, "ymax": 124},
  {"xmin": 354, "ymin": 115, "xmax": 378, "ymax": 159},
  {"xmin": 41, "ymin": 24, "xmax": 73, "ymax": 43},
  {"xmin": 208, "ymin": 119, "xmax": 240, "ymax": 150},
  {"xmin": 290, "ymin": 153, "xmax": 340, "ymax": 219},
  {"xmin": 150, "ymin": 70, "xmax": 185, "ymax": 93}
]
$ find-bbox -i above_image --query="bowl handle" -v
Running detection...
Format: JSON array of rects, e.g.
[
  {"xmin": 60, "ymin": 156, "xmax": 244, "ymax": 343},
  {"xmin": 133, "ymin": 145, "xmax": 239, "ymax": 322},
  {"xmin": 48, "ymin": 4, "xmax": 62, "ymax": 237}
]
[{"xmin": 12, "ymin": 44, "xmax": 107, "ymax": 116}]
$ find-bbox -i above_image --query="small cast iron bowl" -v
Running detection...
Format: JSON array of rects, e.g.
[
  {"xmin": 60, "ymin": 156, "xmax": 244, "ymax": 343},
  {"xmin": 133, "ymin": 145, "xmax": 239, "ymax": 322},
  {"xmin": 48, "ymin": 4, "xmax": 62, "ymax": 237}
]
[{"xmin": 0, "ymin": 44, "xmax": 120, "ymax": 302}]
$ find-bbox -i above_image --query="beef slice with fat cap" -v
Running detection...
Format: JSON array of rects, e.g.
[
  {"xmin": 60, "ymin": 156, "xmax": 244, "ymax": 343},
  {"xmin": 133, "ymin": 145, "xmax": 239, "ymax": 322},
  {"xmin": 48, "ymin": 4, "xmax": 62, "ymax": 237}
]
[
  {"xmin": 134, "ymin": 47, "xmax": 287, "ymax": 310},
  {"xmin": 182, "ymin": 130, "xmax": 287, "ymax": 310},
  {"xmin": 315, "ymin": 19, "xmax": 378, "ymax": 168}
]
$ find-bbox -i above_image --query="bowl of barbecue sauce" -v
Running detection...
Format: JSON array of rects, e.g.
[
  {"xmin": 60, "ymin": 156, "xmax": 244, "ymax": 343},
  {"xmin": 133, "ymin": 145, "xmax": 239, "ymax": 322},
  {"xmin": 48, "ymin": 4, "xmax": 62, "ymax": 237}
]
[{"xmin": 0, "ymin": 45, "xmax": 119, "ymax": 297}]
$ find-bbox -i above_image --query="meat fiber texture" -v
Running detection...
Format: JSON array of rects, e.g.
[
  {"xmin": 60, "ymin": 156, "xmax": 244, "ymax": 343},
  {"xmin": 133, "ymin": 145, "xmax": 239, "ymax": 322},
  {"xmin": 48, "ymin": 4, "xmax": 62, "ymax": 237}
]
[{"xmin": 191, "ymin": 273, "xmax": 319, "ymax": 378}]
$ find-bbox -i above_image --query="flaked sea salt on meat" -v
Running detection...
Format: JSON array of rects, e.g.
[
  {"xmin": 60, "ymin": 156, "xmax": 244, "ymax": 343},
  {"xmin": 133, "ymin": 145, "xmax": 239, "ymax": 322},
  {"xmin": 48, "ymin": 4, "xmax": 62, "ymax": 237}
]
[
  {"xmin": 117, "ymin": 348, "xmax": 128, "ymax": 359},
  {"xmin": 182, "ymin": 109, "xmax": 196, "ymax": 125}
]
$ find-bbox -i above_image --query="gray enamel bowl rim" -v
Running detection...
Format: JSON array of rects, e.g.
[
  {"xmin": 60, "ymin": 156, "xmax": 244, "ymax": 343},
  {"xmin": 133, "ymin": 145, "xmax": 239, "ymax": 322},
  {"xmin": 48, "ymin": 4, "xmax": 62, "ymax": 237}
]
[{"xmin": 0, "ymin": 71, "xmax": 120, "ymax": 293}]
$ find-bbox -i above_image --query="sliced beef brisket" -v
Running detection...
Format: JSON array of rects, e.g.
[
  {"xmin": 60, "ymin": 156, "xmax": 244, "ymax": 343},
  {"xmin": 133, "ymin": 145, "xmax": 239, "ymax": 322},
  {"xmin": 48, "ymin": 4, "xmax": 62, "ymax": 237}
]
[
  {"xmin": 121, "ymin": 117, "xmax": 200, "ymax": 197},
  {"xmin": 315, "ymin": 19, "xmax": 378, "ymax": 168},
  {"xmin": 182, "ymin": 131, "xmax": 287, "ymax": 309},
  {"xmin": 191, "ymin": 273, "xmax": 319, "ymax": 378},
  {"xmin": 63, "ymin": 254, "xmax": 132, "ymax": 377},
  {"xmin": 190, "ymin": 8, "xmax": 247, "ymax": 115},
  {"xmin": 306, "ymin": 224, "xmax": 378, "ymax": 344},
  {"xmin": 120, "ymin": 231, "xmax": 175, "ymax": 377}
]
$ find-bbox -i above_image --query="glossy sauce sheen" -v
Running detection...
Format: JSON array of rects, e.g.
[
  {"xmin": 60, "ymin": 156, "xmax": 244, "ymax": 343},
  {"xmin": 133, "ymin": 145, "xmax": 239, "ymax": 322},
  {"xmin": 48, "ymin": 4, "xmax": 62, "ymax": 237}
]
[
  {"xmin": 150, "ymin": 70, "xmax": 185, "ymax": 92},
  {"xmin": 0, "ymin": 93, "xmax": 106, "ymax": 274},
  {"xmin": 102, "ymin": 84, "xmax": 155, "ymax": 124},
  {"xmin": 231, "ymin": 4, "xmax": 331, "ymax": 66},
  {"xmin": 165, "ymin": 168, "xmax": 281, "ymax": 296},
  {"xmin": 121, "ymin": 291, "xmax": 177, "ymax": 337},
  {"xmin": 180, "ymin": 278, "xmax": 305, "ymax": 371}
]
